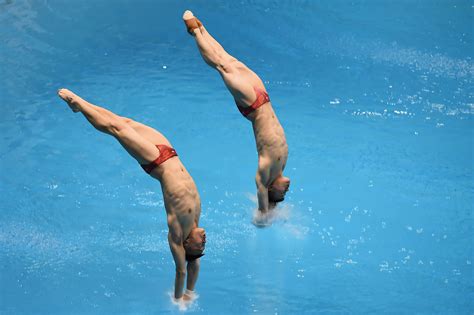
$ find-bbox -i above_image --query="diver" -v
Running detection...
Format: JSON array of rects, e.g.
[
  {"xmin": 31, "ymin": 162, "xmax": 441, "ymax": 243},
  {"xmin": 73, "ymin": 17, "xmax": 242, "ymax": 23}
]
[
  {"xmin": 57, "ymin": 89, "xmax": 205, "ymax": 302},
  {"xmin": 183, "ymin": 11, "xmax": 290, "ymax": 221}
]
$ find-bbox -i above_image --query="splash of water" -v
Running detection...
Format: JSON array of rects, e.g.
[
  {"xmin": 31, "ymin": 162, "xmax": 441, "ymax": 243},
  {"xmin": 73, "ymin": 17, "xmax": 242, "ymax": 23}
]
[
  {"xmin": 168, "ymin": 290, "xmax": 199, "ymax": 311},
  {"xmin": 246, "ymin": 191, "xmax": 292, "ymax": 228}
]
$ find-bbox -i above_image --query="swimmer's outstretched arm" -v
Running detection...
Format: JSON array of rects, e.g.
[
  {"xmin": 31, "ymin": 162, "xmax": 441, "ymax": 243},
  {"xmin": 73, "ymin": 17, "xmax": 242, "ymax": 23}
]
[
  {"xmin": 185, "ymin": 258, "xmax": 200, "ymax": 293},
  {"xmin": 168, "ymin": 221, "xmax": 187, "ymax": 299},
  {"xmin": 256, "ymin": 161, "xmax": 271, "ymax": 212}
]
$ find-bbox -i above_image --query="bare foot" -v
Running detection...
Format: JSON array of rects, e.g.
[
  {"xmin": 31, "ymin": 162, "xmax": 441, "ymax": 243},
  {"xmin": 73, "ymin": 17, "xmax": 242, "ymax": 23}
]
[
  {"xmin": 182, "ymin": 10, "xmax": 194, "ymax": 20},
  {"xmin": 57, "ymin": 88, "xmax": 81, "ymax": 112},
  {"xmin": 182, "ymin": 10, "xmax": 201, "ymax": 35}
]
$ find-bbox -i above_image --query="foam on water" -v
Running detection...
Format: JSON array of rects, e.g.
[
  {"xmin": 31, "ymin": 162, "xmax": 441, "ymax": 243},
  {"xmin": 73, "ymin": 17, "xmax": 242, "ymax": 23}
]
[
  {"xmin": 247, "ymin": 194, "xmax": 312, "ymax": 240},
  {"xmin": 168, "ymin": 290, "xmax": 199, "ymax": 312},
  {"xmin": 247, "ymin": 192, "xmax": 291, "ymax": 227}
]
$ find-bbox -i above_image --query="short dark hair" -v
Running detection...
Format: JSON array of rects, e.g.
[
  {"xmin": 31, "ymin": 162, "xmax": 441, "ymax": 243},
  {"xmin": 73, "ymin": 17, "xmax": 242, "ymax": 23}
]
[
  {"xmin": 183, "ymin": 228, "xmax": 206, "ymax": 260},
  {"xmin": 185, "ymin": 253, "xmax": 205, "ymax": 261},
  {"xmin": 268, "ymin": 190, "xmax": 284, "ymax": 203}
]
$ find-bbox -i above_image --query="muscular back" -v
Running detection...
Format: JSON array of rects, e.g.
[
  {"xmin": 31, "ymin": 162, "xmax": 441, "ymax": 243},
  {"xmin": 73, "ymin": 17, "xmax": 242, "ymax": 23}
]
[
  {"xmin": 223, "ymin": 61, "xmax": 288, "ymax": 160},
  {"xmin": 126, "ymin": 119, "xmax": 201, "ymax": 238},
  {"xmin": 158, "ymin": 159, "xmax": 201, "ymax": 239},
  {"xmin": 252, "ymin": 104, "xmax": 287, "ymax": 159}
]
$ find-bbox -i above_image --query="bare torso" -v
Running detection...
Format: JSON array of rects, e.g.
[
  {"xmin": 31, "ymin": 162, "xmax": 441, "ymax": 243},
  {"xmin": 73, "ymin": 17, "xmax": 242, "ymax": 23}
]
[
  {"xmin": 251, "ymin": 104, "xmax": 288, "ymax": 183},
  {"xmin": 228, "ymin": 61, "xmax": 289, "ymax": 185},
  {"xmin": 153, "ymin": 159, "xmax": 201, "ymax": 239},
  {"xmin": 129, "ymin": 121, "xmax": 201, "ymax": 238}
]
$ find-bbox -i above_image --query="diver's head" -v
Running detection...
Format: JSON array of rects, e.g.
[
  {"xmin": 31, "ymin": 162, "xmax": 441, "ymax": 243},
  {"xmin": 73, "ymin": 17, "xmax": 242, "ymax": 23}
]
[
  {"xmin": 183, "ymin": 227, "xmax": 206, "ymax": 261},
  {"xmin": 268, "ymin": 176, "xmax": 290, "ymax": 205}
]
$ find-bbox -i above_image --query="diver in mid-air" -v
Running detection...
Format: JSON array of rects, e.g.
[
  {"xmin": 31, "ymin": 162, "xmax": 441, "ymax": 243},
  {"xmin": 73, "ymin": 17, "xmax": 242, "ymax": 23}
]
[
  {"xmin": 57, "ymin": 88, "xmax": 206, "ymax": 302},
  {"xmin": 183, "ymin": 10, "xmax": 290, "ymax": 224}
]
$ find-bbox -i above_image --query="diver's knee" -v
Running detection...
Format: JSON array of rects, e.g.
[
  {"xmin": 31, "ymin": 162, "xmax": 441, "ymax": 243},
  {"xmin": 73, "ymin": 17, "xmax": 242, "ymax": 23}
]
[
  {"xmin": 120, "ymin": 117, "xmax": 140, "ymax": 129},
  {"xmin": 121, "ymin": 117, "xmax": 133, "ymax": 124},
  {"xmin": 107, "ymin": 118, "xmax": 129, "ymax": 136},
  {"xmin": 217, "ymin": 57, "xmax": 237, "ymax": 73}
]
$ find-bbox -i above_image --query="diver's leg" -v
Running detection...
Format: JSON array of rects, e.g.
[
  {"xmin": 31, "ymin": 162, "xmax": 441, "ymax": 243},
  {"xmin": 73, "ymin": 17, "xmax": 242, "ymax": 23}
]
[
  {"xmin": 63, "ymin": 95, "xmax": 165, "ymax": 148},
  {"xmin": 57, "ymin": 89, "xmax": 159, "ymax": 164},
  {"xmin": 183, "ymin": 12, "xmax": 255, "ymax": 104},
  {"xmin": 183, "ymin": 10, "xmax": 228, "ymax": 57},
  {"xmin": 183, "ymin": 10, "xmax": 239, "ymax": 69},
  {"xmin": 183, "ymin": 11, "xmax": 264, "ymax": 105},
  {"xmin": 185, "ymin": 17, "xmax": 226, "ymax": 69},
  {"xmin": 119, "ymin": 118, "xmax": 171, "ymax": 146},
  {"xmin": 198, "ymin": 24, "xmax": 231, "ymax": 59}
]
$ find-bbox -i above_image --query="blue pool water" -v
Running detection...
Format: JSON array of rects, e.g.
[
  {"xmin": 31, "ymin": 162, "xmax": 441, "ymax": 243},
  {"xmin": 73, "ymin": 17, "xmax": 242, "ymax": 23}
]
[{"xmin": 1, "ymin": 0, "xmax": 473, "ymax": 314}]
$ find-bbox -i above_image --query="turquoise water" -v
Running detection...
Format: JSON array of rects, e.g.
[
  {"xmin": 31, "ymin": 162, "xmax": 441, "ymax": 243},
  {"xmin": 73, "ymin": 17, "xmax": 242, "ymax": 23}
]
[{"xmin": 1, "ymin": 0, "xmax": 473, "ymax": 314}]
